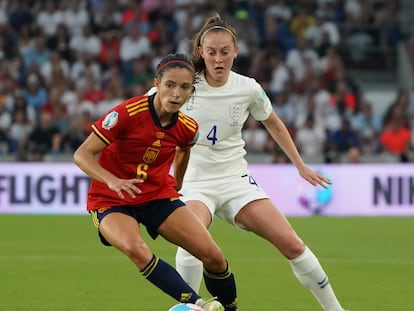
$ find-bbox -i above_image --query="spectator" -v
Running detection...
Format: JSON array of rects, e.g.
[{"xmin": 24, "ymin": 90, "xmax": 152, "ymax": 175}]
[
  {"xmin": 13, "ymin": 93, "xmax": 36, "ymax": 127},
  {"xmin": 0, "ymin": 16, "xmax": 18, "ymax": 60},
  {"xmin": 36, "ymin": 0, "xmax": 65, "ymax": 40},
  {"xmin": 46, "ymin": 23, "xmax": 73, "ymax": 63},
  {"xmin": 60, "ymin": 81, "xmax": 78, "ymax": 117},
  {"xmin": 0, "ymin": 95, "xmax": 11, "ymax": 154},
  {"xmin": 21, "ymin": 36, "xmax": 50, "ymax": 71},
  {"xmin": 346, "ymin": 146, "xmax": 362, "ymax": 163},
  {"xmin": 265, "ymin": 0, "xmax": 292, "ymax": 23},
  {"xmin": 286, "ymin": 37, "xmax": 319, "ymax": 87},
  {"xmin": 91, "ymin": 1, "xmax": 121, "ymax": 34},
  {"xmin": 63, "ymin": 0, "xmax": 90, "ymax": 36},
  {"xmin": 22, "ymin": 74, "xmax": 48, "ymax": 116},
  {"xmin": 8, "ymin": 105, "xmax": 33, "ymax": 156},
  {"xmin": 328, "ymin": 79, "xmax": 358, "ymax": 118},
  {"xmin": 294, "ymin": 55, "xmax": 320, "ymax": 94},
  {"xmin": 125, "ymin": 56, "xmax": 154, "ymax": 91},
  {"xmin": 242, "ymin": 116, "xmax": 269, "ymax": 153},
  {"xmin": 269, "ymin": 51, "xmax": 290, "ymax": 95},
  {"xmin": 271, "ymin": 88, "xmax": 297, "ymax": 128},
  {"xmin": 101, "ymin": 63, "xmax": 125, "ymax": 95},
  {"xmin": 120, "ymin": 0, "xmax": 150, "ymax": 30},
  {"xmin": 98, "ymin": 30, "xmax": 121, "ymax": 70},
  {"xmin": 318, "ymin": 46, "xmax": 343, "ymax": 88},
  {"xmin": 295, "ymin": 114, "xmax": 326, "ymax": 158},
  {"xmin": 8, "ymin": 0, "xmax": 34, "ymax": 33},
  {"xmin": 380, "ymin": 109, "xmax": 412, "ymax": 162},
  {"xmin": 383, "ymin": 88, "xmax": 411, "ymax": 129},
  {"xmin": 119, "ymin": 21, "xmax": 151, "ymax": 76},
  {"xmin": 350, "ymin": 99, "xmax": 382, "ymax": 154},
  {"xmin": 0, "ymin": 75, "xmax": 19, "ymax": 111},
  {"xmin": 40, "ymin": 50, "xmax": 70, "ymax": 87},
  {"xmin": 96, "ymin": 86, "xmax": 123, "ymax": 118},
  {"xmin": 69, "ymin": 23, "xmax": 102, "ymax": 59},
  {"xmin": 312, "ymin": 80, "xmax": 342, "ymax": 134},
  {"xmin": 326, "ymin": 118, "xmax": 361, "ymax": 162},
  {"xmin": 70, "ymin": 51, "xmax": 102, "ymax": 87},
  {"xmin": 80, "ymin": 73, "xmax": 105, "ymax": 107},
  {"xmin": 41, "ymin": 86, "xmax": 69, "ymax": 133},
  {"xmin": 305, "ymin": 13, "xmax": 340, "ymax": 49},
  {"xmin": 295, "ymin": 88, "xmax": 326, "ymax": 131},
  {"xmin": 290, "ymin": 8, "xmax": 316, "ymax": 39},
  {"xmin": 17, "ymin": 24, "xmax": 35, "ymax": 56},
  {"xmin": 374, "ymin": 0, "xmax": 401, "ymax": 67},
  {"xmin": 61, "ymin": 114, "xmax": 89, "ymax": 154},
  {"xmin": 27, "ymin": 111, "xmax": 62, "ymax": 161},
  {"xmin": 248, "ymin": 48, "xmax": 273, "ymax": 90}
]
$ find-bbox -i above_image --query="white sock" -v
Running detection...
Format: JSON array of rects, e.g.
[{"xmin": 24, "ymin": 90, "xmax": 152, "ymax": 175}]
[
  {"xmin": 289, "ymin": 246, "xmax": 344, "ymax": 311},
  {"xmin": 176, "ymin": 247, "xmax": 203, "ymax": 293}
]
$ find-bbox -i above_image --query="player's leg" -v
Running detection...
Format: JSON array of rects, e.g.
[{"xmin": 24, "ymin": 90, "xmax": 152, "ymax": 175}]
[
  {"xmin": 175, "ymin": 199, "xmax": 212, "ymax": 292},
  {"xmin": 159, "ymin": 204, "xmax": 237, "ymax": 311},
  {"xmin": 93, "ymin": 210, "xmax": 201, "ymax": 305},
  {"xmin": 176, "ymin": 247, "xmax": 203, "ymax": 292},
  {"xmin": 235, "ymin": 199, "xmax": 346, "ymax": 311}
]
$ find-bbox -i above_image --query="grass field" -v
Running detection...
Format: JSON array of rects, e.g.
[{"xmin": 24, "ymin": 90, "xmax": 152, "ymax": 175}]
[{"xmin": 1, "ymin": 215, "xmax": 413, "ymax": 310}]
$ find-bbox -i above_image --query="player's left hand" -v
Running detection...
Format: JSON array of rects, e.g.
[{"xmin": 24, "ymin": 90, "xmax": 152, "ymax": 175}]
[{"xmin": 298, "ymin": 166, "xmax": 332, "ymax": 189}]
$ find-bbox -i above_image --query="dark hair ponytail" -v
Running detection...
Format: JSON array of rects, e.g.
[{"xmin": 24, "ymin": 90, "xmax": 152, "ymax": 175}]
[{"xmin": 191, "ymin": 13, "xmax": 238, "ymax": 73}]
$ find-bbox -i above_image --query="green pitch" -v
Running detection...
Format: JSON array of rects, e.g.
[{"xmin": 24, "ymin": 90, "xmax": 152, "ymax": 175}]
[{"xmin": 1, "ymin": 215, "xmax": 413, "ymax": 310}]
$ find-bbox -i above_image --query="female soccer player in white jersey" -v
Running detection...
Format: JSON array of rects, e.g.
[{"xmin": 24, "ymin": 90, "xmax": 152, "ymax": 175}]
[{"xmin": 173, "ymin": 14, "xmax": 350, "ymax": 311}]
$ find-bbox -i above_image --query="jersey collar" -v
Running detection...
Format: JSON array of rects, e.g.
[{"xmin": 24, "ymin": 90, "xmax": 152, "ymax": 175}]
[{"xmin": 148, "ymin": 93, "xmax": 179, "ymax": 129}]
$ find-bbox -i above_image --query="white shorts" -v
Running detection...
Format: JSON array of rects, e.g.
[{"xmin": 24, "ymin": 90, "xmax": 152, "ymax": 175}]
[{"xmin": 180, "ymin": 173, "xmax": 269, "ymax": 230}]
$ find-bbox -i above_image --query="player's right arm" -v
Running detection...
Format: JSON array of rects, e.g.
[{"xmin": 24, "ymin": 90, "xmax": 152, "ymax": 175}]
[{"xmin": 73, "ymin": 133, "xmax": 143, "ymax": 199}]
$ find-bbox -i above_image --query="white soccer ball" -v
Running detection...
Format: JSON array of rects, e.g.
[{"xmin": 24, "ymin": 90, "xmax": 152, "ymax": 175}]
[{"xmin": 167, "ymin": 303, "xmax": 204, "ymax": 311}]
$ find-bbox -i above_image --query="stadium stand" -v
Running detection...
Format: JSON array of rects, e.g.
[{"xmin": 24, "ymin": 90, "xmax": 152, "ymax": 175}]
[{"xmin": 0, "ymin": 0, "xmax": 412, "ymax": 163}]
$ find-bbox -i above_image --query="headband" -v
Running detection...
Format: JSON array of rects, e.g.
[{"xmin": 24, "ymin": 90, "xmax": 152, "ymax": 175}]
[
  {"xmin": 200, "ymin": 25, "xmax": 237, "ymax": 45},
  {"xmin": 156, "ymin": 60, "xmax": 195, "ymax": 75}
]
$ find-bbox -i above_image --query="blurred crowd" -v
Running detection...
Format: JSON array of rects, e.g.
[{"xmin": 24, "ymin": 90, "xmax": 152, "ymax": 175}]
[{"xmin": 0, "ymin": 0, "xmax": 412, "ymax": 163}]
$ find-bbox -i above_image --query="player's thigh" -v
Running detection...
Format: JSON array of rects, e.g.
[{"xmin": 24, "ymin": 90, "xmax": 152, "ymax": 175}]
[
  {"xmin": 185, "ymin": 200, "xmax": 212, "ymax": 227},
  {"xmin": 100, "ymin": 212, "xmax": 152, "ymax": 259},
  {"xmin": 181, "ymin": 179, "xmax": 217, "ymax": 220},
  {"xmin": 158, "ymin": 205, "xmax": 224, "ymax": 264},
  {"xmin": 235, "ymin": 199, "xmax": 305, "ymax": 258},
  {"xmin": 216, "ymin": 174, "xmax": 268, "ymax": 227}
]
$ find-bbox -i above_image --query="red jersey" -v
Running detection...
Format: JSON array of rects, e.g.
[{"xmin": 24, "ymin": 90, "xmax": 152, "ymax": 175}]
[
  {"xmin": 87, "ymin": 94, "xmax": 199, "ymax": 211},
  {"xmin": 380, "ymin": 127, "xmax": 411, "ymax": 155}
]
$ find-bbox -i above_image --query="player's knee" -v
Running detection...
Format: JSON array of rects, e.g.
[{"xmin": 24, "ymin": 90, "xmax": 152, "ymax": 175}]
[
  {"xmin": 120, "ymin": 239, "xmax": 152, "ymax": 267},
  {"xmin": 199, "ymin": 247, "xmax": 227, "ymax": 272},
  {"xmin": 282, "ymin": 236, "xmax": 306, "ymax": 259}
]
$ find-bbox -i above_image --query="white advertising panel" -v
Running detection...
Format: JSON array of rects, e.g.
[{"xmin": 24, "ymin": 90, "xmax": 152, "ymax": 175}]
[{"xmin": 0, "ymin": 162, "xmax": 413, "ymax": 216}]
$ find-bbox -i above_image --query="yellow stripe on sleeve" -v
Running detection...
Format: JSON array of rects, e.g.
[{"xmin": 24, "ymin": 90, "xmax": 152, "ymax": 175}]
[
  {"xmin": 92, "ymin": 124, "xmax": 111, "ymax": 145},
  {"xmin": 178, "ymin": 113, "xmax": 197, "ymax": 132},
  {"xmin": 126, "ymin": 98, "xmax": 149, "ymax": 116}
]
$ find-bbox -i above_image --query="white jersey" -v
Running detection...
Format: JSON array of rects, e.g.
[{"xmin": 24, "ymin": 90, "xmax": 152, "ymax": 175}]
[{"xmin": 183, "ymin": 71, "xmax": 273, "ymax": 181}]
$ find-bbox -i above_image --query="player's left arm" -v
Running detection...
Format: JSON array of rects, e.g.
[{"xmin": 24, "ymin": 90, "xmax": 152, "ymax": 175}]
[
  {"xmin": 173, "ymin": 145, "xmax": 191, "ymax": 191},
  {"xmin": 262, "ymin": 111, "xmax": 331, "ymax": 188}
]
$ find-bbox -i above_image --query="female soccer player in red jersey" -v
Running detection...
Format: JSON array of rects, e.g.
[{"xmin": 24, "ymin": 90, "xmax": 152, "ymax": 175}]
[{"xmin": 73, "ymin": 53, "xmax": 236, "ymax": 311}]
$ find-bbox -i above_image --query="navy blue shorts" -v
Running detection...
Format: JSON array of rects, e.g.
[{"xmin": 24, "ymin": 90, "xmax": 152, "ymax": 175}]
[{"xmin": 90, "ymin": 197, "xmax": 185, "ymax": 246}]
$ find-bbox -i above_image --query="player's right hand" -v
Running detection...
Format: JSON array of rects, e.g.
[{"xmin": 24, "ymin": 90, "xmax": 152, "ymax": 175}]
[{"xmin": 107, "ymin": 178, "xmax": 144, "ymax": 199}]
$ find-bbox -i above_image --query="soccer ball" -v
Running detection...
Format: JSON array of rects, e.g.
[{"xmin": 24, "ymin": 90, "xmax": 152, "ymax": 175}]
[{"xmin": 167, "ymin": 303, "xmax": 204, "ymax": 311}]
